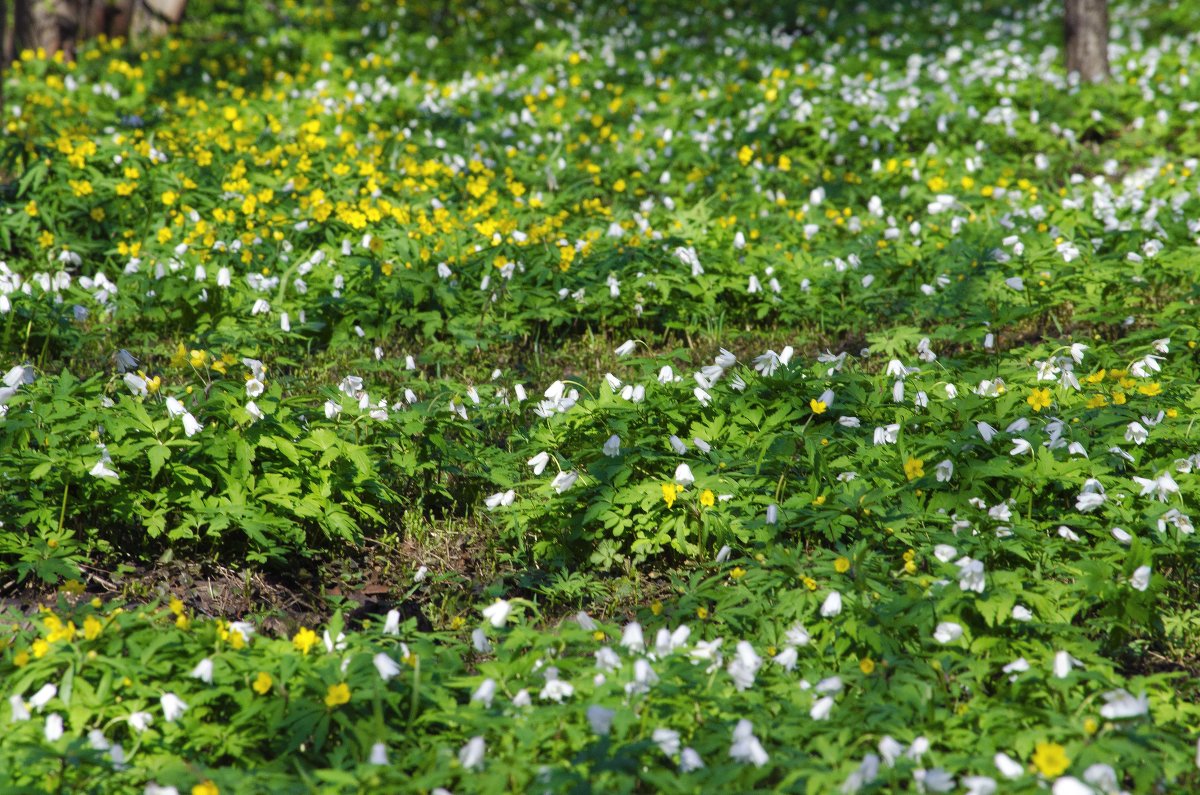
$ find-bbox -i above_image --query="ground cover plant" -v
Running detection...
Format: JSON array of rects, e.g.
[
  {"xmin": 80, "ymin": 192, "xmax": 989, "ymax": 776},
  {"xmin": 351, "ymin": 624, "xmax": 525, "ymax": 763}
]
[{"xmin": 3, "ymin": 0, "xmax": 1200, "ymax": 791}]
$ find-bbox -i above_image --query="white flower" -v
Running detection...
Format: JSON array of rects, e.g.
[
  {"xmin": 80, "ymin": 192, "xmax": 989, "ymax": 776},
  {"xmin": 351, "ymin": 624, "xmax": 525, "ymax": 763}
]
[
  {"xmin": 625, "ymin": 658, "xmax": 658, "ymax": 695},
  {"xmin": 471, "ymin": 679, "xmax": 496, "ymax": 707},
  {"xmin": 90, "ymin": 460, "xmax": 119, "ymax": 480},
  {"xmin": 1083, "ymin": 763, "xmax": 1118, "ymax": 793},
  {"xmin": 44, "ymin": 713, "xmax": 64, "ymax": 742},
  {"xmin": 1133, "ymin": 472, "xmax": 1179, "ymax": 502},
  {"xmin": 383, "ymin": 609, "xmax": 401, "ymax": 636},
  {"xmin": 933, "ymin": 622, "xmax": 963, "ymax": 644},
  {"xmin": 726, "ymin": 641, "xmax": 763, "ymax": 691},
  {"xmin": 821, "ymin": 591, "xmax": 842, "ymax": 617},
  {"xmin": 994, "ymin": 752, "xmax": 1024, "ymax": 779},
  {"xmin": 9, "ymin": 695, "xmax": 30, "ymax": 722},
  {"xmin": 245, "ymin": 378, "xmax": 265, "ymax": 398},
  {"xmin": 123, "ymin": 372, "xmax": 148, "ymax": 396},
  {"xmin": 550, "ymin": 470, "xmax": 578, "ymax": 493},
  {"xmin": 914, "ymin": 768, "xmax": 956, "ymax": 793},
  {"xmin": 674, "ymin": 463, "xmax": 695, "ymax": 486},
  {"xmin": 181, "ymin": 412, "xmax": 202, "ymax": 437},
  {"xmin": 680, "ymin": 747, "xmax": 705, "ymax": 772},
  {"xmin": 512, "ymin": 689, "xmax": 531, "ymax": 707},
  {"xmin": 1053, "ymin": 650, "xmax": 1080, "ymax": 678},
  {"xmin": 245, "ymin": 401, "xmax": 264, "ymax": 421},
  {"xmin": 527, "ymin": 451, "xmax": 550, "ymax": 475},
  {"xmin": 879, "ymin": 736, "xmax": 904, "ymax": 767},
  {"xmin": 373, "ymin": 653, "xmax": 401, "ymax": 681},
  {"xmin": 620, "ymin": 622, "xmax": 645, "ymax": 652},
  {"xmin": 28, "ymin": 684, "xmax": 56, "ymax": 711},
  {"xmin": 1129, "ymin": 565, "xmax": 1152, "ymax": 592},
  {"xmin": 955, "ymin": 557, "xmax": 985, "ymax": 593},
  {"xmin": 1011, "ymin": 605, "xmax": 1033, "ymax": 622},
  {"xmin": 369, "ymin": 742, "xmax": 389, "ymax": 766},
  {"xmin": 933, "ymin": 545, "xmax": 957, "ymax": 563},
  {"xmin": 729, "ymin": 720, "xmax": 768, "ymax": 767},
  {"xmin": 587, "ymin": 705, "xmax": 615, "ymax": 735},
  {"xmin": 614, "ymin": 340, "xmax": 637, "ymax": 357},
  {"xmin": 773, "ymin": 646, "xmax": 798, "ymax": 671},
  {"xmin": 935, "ymin": 459, "xmax": 953, "ymax": 482},
  {"xmin": 128, "ymin": 711, "xmax": 153, "ymax": 733},
  {"xmin": 482, "ymin": 599, "xmax": 512, "ymax": 628},
  {"xmin": 484, "ymin": 490, "xmax": 515, "ymax": 510},
  {"xmin": 458, "ymin": 736, "xmax": 486, "ymax": 770},
  {"xmin": 653, "ymin": 728, "xmax": 681, "ymax": 757},
  {"xmin": 190, "ymin": 658, "xmax": 214, "ymax": 684},
  {"xmin": 603, "ymin": 434, "xmax": 621, "ymax": 457},
  {"xmin": 160, "ymin": 693, "xmax": 187, "ymax": 722},
  {"xmin": 1098, "ymin": 689, "xmax": 1149, "ymax": 720},
  {"xmin": 1125, "ymin": 422, "xmax": 1149, "ymax": 445},
  {"xmin": 1052, "ymin": 777, "xmax": 1095, "ymax": 795},
  {"xmin": 539, "ymin": 674, "xmax": 574, "ymax": 703},
  {"xmin": 810, "ymin": 695, "xmax": 835, "ymax": 720}
]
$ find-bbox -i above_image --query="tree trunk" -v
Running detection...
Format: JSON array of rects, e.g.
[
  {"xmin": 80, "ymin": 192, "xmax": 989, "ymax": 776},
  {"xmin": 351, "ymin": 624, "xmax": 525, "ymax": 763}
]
[
  {"xmin": 130, "ymin": 0, "xmax": 186, "ymax": 41},
  {"xmin": 1065, "ymin": 0, "xmax": 1109, "ymax": 83},
  {"xmin": 14, "ymin": 0, "xmax": 83, "ymax": 60}
]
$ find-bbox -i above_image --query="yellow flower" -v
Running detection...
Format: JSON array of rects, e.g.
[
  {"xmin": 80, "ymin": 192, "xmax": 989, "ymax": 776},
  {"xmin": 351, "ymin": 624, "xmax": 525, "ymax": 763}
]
[
  {"xmin": 903, "ymin": 457, "xmax": 925, "ymax": 481},
  {"xmin": 737, "ymin": 145, "xmax": 754, "ymax": 166},
  {"xmin": 700, "ymin": 489, "xmax": 715, "ymax": 507},
  {"xmin": 834, "ymin": 557, "xmax": 850, "ymax": 573},
  {"xmin": 252, "ymin": 671, "xmax": 272, "ymax": 695},
  {"xmin": 903, "ymin": 560, "xmax": 917, "ymax": 574},
  {"xmin": 1112, "ymin": 392, "xmax": 1126, "ymax": 405},
  {"xmin": 696, "ymin": 606, "xmax": 709, "ymax": 620},
  {"xmin": 162, "ymin": 190, "xmax": 178, "ymax": 206},
  {"xmin": 1085, "ymin": 394, "xmax": 1107, "ymax": 409},
  {"xmin": 32, "ymin": 639, "xmax": 50, "ymax": 658},
  {"xmin": 802, "ymin": 576, "xmax": 818, "ymax": 591},
  {"xmin": 1027, "ymin": 388, "xmax": 1052, "ymax": 412},
  {"xmin": 778, "ymin": 154, "xmax": 791, "ymax": 172},
  {"xmin": 83, "ymin": 616, "xmax": 102, "ymax": 641},
  {"xmin": 192, "ymin": 781, "xmax": 219, "ymax": 795},
  {"xmin": 662, "ymin": 482, "xmax": 680, "ymax": 509},
  {"xmin": 730, "ymin": 567, "xmax": 746, "ymax": 580},
  {"xmin": 1083, "ymin": 717, "xmax": 1099, "ymax": 735},
  {"xmin": 25, "ymin": 200, "xmax": 38, "ymax": 217},
  {"xmin": 809, "ymin": 398, "xmax": 827, "ymax": 414},
  {"xmin": 13, "ymin": 650, "xmax": 29, "ymax": 667},
  {"xmin": 650, "ymin": 600, "xmax": 663, "ymax": 616},
  {"xmin": 325, "ymin": 683, "xmax": 351, "ymax": 709},
  {"xmin": 1031, "ymin": 742, "xmax": 1070, "ymax": 778},
  {"xmin": 1138, "ymin": 382, "xmax": 1161, "ymax": 396},
  {"xmin": 189, "ymin": 349, "xmax": 208, "ymax": 368},
  {"xmin": 859, "ymin": 657, "xmax": 875, "ymax": 675},
  {"xmin": 292, "ymin": 627, "xmax": 318, "ymax": 655}
]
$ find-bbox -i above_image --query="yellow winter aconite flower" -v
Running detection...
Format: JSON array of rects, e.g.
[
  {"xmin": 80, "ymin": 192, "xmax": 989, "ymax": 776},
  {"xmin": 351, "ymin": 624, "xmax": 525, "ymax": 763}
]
[
  {"xmin": 737, "ymin": 145, "xmax": 754, "ymax": 166},
  {"xmin": 252, "ymin": 671, "xmax": 273, "ymax": 695},
  {"xmin": 324, "ymin": 683, "xmax": 351, "ymax": 708},
  {"xmin": 834, "ymin": 557, "xmax": 851, "ymax": 573},
  {"xmin": 1138, "ymin": 382, "xmax": 1162, "ymax": 396},
  {"xmin": 903, "ymin": 457, "xmax": 925, "ymax": 481},
  {"xmin": 1031, "ymin": 741, "xmax": 1070, "ymax": 777},
  {"xmin": 192, "ymin": 781, "xmax": 219, "ymax": 795},
  {"xmin": 662, "ymin": 482, "xmax": 681, "ymax": 509},
  {"xmin": 700, "ymin": 489, "xmax": 715, "ymax": 507},
  {"xmin": 161, "ymin": 190, "xmax": 178, "ymax": 206},
  {"xmin": 809, "ymin": 398, "xmax": 827, "ymax": 414},
  {"xmin": 83, "ymin": 616, "xmax": 103, "ymax": 641},
  {"xmin": 292, "ymin": 627, "xmax": 319, "ymax": 655},
  {"xmin": 1027, "ymin": 388, "xmax": 1052, "ymax": 412}
]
